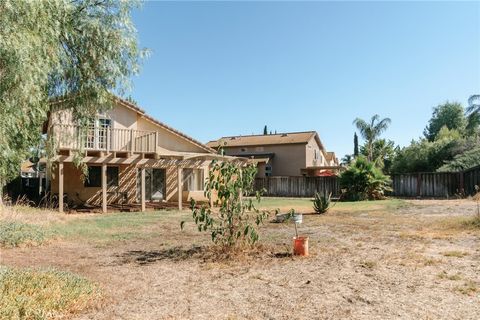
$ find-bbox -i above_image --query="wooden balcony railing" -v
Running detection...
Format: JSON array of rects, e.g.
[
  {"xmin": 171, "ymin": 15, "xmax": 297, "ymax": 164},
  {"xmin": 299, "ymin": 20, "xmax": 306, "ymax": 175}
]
[{"xmin": 52, "ymin": 124, "xmax": 158, "ymax": 153}]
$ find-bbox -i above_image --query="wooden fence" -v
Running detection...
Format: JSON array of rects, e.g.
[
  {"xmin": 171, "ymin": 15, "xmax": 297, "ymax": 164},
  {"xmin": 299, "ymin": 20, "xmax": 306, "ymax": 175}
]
[
  {"xmin": 255, "ymin": 176, "xmax": 340, "ymax": 198},
  {"xmin": 391, "ymin": 165, "xmax": 480, "ymax": 198},
  {"xmin": 255, "ymin": 165, "xmax": 480, "ymax": 198}
]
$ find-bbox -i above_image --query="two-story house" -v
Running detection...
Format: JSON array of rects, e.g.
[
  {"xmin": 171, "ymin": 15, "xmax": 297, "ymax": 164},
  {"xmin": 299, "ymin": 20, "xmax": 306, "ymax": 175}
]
[
  {"xmin": 45, "ymin": 97, "xmax": 228, "ymax": 213},
  {"xmin": 206, "ymin": 131, "xmax": 340, "ymax": 177}
]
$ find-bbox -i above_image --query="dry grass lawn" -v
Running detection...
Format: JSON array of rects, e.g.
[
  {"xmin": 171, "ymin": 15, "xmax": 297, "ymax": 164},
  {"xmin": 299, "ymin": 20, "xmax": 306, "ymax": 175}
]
[{"xmin": 1, "ymin": 198, "xmax": 479, "ymax": 319}]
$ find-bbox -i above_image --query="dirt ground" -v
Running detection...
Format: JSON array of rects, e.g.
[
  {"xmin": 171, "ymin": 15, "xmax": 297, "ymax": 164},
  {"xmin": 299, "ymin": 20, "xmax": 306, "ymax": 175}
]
[{"xmin": 1, "ymin": 199, "xmax": 479, "ymax": 320}]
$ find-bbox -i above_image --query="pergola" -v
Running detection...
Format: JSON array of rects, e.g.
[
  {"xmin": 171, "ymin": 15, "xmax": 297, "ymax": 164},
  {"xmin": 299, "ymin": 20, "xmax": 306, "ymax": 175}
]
[{"xmin": 52, "ymin": 152, "xmax": 246, "ymax": 213}]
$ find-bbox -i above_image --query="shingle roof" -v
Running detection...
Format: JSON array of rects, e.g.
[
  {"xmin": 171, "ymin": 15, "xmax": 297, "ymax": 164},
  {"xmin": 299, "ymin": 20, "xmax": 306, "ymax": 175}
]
[
  {"xmin": 207, "ymin": 131, "xmax": 320, "ymax": 148},
  {"xmin": 325, "ymin": 152, "xmax": 335, "ymax": 161}
]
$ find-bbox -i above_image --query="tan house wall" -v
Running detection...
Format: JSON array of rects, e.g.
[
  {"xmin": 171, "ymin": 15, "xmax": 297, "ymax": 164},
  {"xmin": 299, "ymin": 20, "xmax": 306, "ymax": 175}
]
[
  {"xmin": 136, "ymin": 117, "xmax": 206, "ymax": 153},
  {"xmin": 224, "ymin": 144, "xmax": 307, "ymax": 177},
  {"xmin": 51, "ymin": 163, "xmax": 137, "ymax": 206},
  {"xmin": 305, "ymin": 136, "xmax": 328, "ymax": 168}
]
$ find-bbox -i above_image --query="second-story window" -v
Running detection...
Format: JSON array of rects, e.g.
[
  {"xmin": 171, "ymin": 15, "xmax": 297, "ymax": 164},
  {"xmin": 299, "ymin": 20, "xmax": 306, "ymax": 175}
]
[{"xmin": 85, "ymin": 117, "xmax": 112, "ymax": 150}]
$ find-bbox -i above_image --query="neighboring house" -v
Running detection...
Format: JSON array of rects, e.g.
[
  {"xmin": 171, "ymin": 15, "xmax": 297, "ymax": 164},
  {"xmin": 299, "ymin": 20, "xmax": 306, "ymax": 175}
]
[
  {"xmin": 207, "ymin": 131, "xmax": 341, "ymax": 177},
  {"xmin": 45, "ymin": 97, "xmax": 225, "ymax": 212}
]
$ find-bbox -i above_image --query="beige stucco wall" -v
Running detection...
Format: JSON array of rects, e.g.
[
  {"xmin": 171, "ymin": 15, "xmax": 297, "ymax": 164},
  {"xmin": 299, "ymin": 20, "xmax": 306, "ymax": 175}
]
[
  {"xmin": 224, "ymin": 144, "xmax": 307, "ymax": 177},
  {"xmin": 136, "ymin": 117, "xmax": 207, "ymax": 153},
  {"xmin": 305, "ymin": 136, "xmax": 328, "ymax": 167},
  {"xmin": 51, "ymin": 163, "xmax": 138, "ymax": 206},
  {"xmin": 50, "ymin": 105, "xmax": 137, "ymax": 129}
]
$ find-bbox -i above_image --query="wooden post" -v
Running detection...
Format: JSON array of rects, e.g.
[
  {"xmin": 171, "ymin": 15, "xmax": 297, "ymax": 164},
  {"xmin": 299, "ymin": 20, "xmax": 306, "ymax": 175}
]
[
  {"xmin": 58, "ymin": 162, "xmax": 64, "ymax": 213},
  {"xmin": 208, "ymin": 166, "xmax": 214, "ymax": 208},
  {"xmin": 239, "ymin": 167, "xmax": 243, "ymax": 206},
  {"xmin": 177, "ymin": 166, "xmax": 183, "ymax": 210},
  {"xmin": 38, "ymin": 173, "xmax": 43, "ymax": 195},
  {"xmin": 102, "ymin": 164, "xmax": 107, "ymax": 213},
  {"xmin": 141, "ymin": 167, "xmax": 146, "ymax": 212},
  {"xmin": 106, "ymin": 127, "xmax": 110, "ymax": 152},
  {"xmin": 130, "ymin": 130, "xmax": 134, "ymax": 153}
]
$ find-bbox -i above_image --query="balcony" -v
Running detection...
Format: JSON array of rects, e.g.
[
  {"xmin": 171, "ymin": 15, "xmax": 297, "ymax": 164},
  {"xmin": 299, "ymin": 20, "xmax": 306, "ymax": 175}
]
[{"xmin": 52, "ymin": 124, "xmax": 158, "ymax": 154}]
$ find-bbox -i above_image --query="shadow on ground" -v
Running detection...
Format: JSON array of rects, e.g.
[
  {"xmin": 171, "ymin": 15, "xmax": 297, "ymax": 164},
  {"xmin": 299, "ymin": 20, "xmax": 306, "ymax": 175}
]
[
  {"xmin": 116, "ymin": 245, "xmax": 205, "ymax": 265},
  {"xmin": 115, "ymin": 245, "xmax": 293, "ymax": 266}
]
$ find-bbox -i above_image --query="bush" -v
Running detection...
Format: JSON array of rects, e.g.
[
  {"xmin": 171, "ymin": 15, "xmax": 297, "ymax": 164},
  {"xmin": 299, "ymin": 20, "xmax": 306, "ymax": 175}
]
[
  {"xmin": 0, "ymin": 221, "xmax": 47, "ymax": 247},
  {"xmin": 182, "ymin": 160, "xmax": 269, "ymax": 247},
  {"xmin": 312, "ymin": 192, "xmax": 330, "ymax": 214},
  {"xmin": 339, "ymin": 156, "xmax": 392, "ymax": 201},
  {"xmin": 0, "ymin": 266, "xmax": 101, "ymax": 320}
]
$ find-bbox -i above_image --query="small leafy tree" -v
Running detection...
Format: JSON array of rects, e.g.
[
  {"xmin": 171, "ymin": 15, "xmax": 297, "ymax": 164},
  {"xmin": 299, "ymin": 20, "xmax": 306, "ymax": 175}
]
[
  {"xmin": 312, "ymin": 192, "xmax": 331, "ymax": 214},
  {"xmin": 339, "ymin": 156, "xmax": 392, "ymax": 201},
  {"xmin": 182, "ymin": 160, "xmax": 269, "ymax": 247}
]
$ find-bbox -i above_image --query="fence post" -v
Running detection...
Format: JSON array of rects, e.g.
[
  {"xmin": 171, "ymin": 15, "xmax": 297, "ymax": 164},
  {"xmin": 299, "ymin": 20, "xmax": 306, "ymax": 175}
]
[
  {"xmin": 416, "ymin": 173, "xmax": 421, "ymax": 197},
  {"xmin": 459, "ymin": 171, "xmax": 464, "ymax": 195}
]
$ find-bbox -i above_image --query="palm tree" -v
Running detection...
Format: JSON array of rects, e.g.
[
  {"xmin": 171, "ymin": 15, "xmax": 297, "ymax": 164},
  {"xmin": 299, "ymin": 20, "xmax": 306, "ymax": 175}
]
[
  {"xmin": 467, "ymin": 94, "xmax": 480, "ymax": 115},
  {"xmin": 353, "ymin": 114, "xmax": 391, "ymax": 162},
  {"xmin": 466, "ymin": 95, "xmax": 480, "ymax": 135}
]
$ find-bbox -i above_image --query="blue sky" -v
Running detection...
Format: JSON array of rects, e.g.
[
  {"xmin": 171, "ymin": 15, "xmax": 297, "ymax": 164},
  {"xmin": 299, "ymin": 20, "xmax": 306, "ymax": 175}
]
[{"xmin": 130, "ymin": 1, "xmax": 480, "ymax": 158}]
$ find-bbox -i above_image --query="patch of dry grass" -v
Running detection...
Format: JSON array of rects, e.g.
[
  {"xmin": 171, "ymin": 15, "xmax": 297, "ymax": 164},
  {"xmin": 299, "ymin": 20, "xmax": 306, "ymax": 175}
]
[
  {"xmin": 359, "ymin": 260, "xmax": 377, "ymax": 269},
  {"xmin": 0, "ymin": 221, "xmax": 48, "ymax": 248},
  {"xmin": 441, "ymin": 251, "xmax": 469, "ymax": 258},
  {"xmin": 0, "ymin": 266, "xmax": 102, "ymax": 320},
  {"xmin": 437, "ymin": 271, "xmax": 462, "ymax": 281},
  {"xmin": 455, "ymin": 280, "xmax": 479, "ymax": 296}
]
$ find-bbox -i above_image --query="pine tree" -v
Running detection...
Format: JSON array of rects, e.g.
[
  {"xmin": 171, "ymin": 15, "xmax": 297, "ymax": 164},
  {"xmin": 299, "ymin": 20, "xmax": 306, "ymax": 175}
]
[
  {"xmin": 354, "ymin": 133, "xmax": 359, "ymax": 157},
  {"xmin": 263, "ymin": 125, "xmax": 268, "ymax": 135}
]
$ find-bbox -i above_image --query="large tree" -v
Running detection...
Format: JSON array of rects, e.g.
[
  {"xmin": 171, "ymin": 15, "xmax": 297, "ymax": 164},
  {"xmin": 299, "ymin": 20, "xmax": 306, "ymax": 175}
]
[
  {"xmin": 353, "ymin": 114, "xmax": 391, "ymax": 162},
  {"xmin": 423, "ymin": 102, "xmax": 467, "ymax": 141},
  {"xmin": 0, "ymin": 0, "xmax": 144, "ymax": 203}
]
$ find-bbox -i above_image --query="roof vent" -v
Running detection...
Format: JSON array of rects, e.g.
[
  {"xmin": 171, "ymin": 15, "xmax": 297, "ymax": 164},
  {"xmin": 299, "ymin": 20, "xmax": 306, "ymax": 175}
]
[{"xmin": 281, "ymin": 134, "xmax": 288, "ymax": 137}]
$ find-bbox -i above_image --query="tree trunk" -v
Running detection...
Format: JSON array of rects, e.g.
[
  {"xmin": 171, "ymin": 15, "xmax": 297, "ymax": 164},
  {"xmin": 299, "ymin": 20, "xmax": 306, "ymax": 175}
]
[{"xmin": 0, "ymin": 178, "xmax": 4, "ymax": 207}]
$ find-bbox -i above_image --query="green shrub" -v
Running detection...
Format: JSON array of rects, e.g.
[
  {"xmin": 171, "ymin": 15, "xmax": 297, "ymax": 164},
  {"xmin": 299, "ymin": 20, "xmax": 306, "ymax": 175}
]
[
  {"xmin": 0, "ymin": 222, "xmax": 47, "ymax": 247},
  {"xmin": 312, "ymin": 192, "xmax": 331, "ymax": 214},
  {"xmin": 182, "ymin": 160, "xmax": 269, "ymax": 247},
  {"xmin": 339, "ymin": 156, "xmax": 392, "ymax": 201},
  {"xmin": 0, "ymin": 266, "xmax": 101, "ymax": 320}
]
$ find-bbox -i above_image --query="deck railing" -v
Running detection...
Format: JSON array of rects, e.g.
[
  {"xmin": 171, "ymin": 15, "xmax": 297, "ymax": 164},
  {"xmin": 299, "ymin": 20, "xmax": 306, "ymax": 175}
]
[{"xmin": 52, "ymin": 124, "xmax": 158, "ymax": 153}]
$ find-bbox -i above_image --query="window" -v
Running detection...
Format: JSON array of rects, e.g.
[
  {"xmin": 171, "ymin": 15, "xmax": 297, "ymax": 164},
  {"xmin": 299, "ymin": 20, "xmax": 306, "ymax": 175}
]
[
  {"xmin": 183, "ymin": 169, "xmax": 204, "ymax": 191},
  {"xmin": 265, "ymin": 165, "xmax": 272, "ymax": 177},
  {"xmin": 84, "ymin": 166, "xmax": 119, "ymax": 187},
  {"xmin": 84, "ymin": 117, "xmax": 112, "ymax": 149},
  {"xmin": 107, "ymin": 166, "xmax": 119, "ymax": 187}
]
